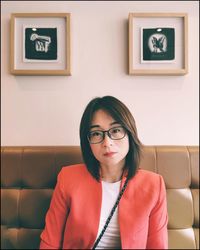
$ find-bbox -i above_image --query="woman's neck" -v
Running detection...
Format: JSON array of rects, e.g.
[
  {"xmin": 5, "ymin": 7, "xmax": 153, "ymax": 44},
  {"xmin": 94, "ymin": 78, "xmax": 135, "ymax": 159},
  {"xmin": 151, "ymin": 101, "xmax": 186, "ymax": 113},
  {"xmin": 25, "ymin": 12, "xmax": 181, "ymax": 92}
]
[{"xmin": 100, "ymin": 163, "xmax": 124, "ymax": 183}]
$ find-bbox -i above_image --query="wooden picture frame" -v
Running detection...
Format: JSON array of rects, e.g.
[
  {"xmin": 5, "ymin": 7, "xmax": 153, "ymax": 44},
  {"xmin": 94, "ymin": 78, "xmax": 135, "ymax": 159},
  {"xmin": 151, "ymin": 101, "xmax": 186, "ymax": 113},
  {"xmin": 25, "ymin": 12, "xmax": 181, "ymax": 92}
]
[
  {"xmin": 10, "ymin": 13, "xmax": 71, "ymax": 76},
  {"xmin": 129, "ymin": 13, "xmax": 188, "ymax": 76}
]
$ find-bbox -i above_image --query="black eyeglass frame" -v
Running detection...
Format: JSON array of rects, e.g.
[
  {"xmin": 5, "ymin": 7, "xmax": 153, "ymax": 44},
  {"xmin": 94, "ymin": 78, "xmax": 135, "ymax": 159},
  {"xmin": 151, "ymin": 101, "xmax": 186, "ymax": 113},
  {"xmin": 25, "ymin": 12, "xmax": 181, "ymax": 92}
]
[{"xmin": 87, "ymin": 126, "xmax": 127, "ymax": 144}]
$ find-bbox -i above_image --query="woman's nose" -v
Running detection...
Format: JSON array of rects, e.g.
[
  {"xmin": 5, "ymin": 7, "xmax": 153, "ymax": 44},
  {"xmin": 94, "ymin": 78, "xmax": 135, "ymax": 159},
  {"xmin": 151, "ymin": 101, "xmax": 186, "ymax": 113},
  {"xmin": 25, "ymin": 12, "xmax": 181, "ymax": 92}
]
[{"xmin": 102, "ymin": 133, "xmax": 113, "ymax": 146}]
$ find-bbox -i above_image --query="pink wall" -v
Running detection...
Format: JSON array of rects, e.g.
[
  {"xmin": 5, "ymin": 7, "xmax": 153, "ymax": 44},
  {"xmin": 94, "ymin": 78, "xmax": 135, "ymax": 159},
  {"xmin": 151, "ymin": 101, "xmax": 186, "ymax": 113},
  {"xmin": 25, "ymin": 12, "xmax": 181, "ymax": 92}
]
[{"xmin": 1, "ymin": 1, "xmax": 199, "ymax": 146}]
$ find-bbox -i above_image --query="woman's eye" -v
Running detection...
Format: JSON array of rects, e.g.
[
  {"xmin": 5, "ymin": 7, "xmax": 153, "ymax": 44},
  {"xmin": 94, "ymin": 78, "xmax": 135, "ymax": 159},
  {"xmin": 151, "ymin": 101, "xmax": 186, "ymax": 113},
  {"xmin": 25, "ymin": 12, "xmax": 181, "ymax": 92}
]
[
  {"xmin": 91, "ymin": 131, "xmax": 101, "ymax": 137},
  {"xmin": 111, "ymin": 128, "xmax": 121, "ymax": 133}
]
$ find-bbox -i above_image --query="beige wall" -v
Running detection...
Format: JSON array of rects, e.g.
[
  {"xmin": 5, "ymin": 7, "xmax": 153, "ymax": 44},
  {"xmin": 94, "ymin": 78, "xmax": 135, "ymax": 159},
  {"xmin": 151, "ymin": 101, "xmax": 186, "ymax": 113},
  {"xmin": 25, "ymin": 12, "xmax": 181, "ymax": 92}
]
[{"xmin": 1, "ymin": 1, "xmax": 199, "ymax": 146}]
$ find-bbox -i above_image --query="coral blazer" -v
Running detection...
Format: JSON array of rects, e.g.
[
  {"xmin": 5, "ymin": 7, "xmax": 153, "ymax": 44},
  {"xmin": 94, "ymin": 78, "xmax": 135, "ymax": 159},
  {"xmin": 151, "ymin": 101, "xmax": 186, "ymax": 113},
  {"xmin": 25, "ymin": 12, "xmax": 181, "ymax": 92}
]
[{"xmin": 40, "ymin": 164, "xmax": 168, "ymax": 249}]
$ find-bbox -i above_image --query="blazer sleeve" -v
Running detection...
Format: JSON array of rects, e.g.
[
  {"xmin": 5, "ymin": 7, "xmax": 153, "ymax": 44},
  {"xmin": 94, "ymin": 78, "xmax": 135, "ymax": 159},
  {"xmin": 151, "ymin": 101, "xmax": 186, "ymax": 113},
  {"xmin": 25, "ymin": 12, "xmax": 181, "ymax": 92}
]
[
  {"xmin": 40, "ymin": 169, "xmax": 70, "ymax": 249},
  {"xmin": 146, "ymin": 175, "xmax": 168, "ymax": 249}
]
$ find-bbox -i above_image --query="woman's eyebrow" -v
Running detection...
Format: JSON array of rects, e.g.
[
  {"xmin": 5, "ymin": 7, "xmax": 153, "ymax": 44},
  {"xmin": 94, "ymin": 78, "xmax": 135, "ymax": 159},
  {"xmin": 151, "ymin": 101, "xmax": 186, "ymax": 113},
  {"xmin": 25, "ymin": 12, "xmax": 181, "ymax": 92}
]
[
  {"xmin": 110, "ymin": 121, "xmax": 120, "ymax": 126},
  {"xmin": 90, "ymin": 122, "xmax": 120, "ymax": 129},
  {"xmin": 90, "ymin": 125, "xmax": 100, "ymax": 129}
]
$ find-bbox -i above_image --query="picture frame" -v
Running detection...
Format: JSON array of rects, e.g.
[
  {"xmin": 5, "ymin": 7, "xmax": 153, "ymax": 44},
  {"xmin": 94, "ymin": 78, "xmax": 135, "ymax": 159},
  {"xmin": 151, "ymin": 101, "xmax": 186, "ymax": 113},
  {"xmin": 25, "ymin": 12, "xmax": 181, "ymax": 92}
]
[
  {"xmin": 10, "ymin": 13, "xmax": 71, "ymax": 76},
  {"xmin": 129, "ymin": 13, "xmax": 188, "ymax": 76}
]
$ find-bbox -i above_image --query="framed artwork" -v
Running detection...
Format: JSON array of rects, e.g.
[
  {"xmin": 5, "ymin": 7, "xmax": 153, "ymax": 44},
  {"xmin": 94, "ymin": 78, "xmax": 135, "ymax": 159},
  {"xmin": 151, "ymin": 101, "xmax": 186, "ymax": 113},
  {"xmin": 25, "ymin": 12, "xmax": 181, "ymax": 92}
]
[
  {"xmin": 129, "ymin": 13, "xmax": 188, "ymax": 75},
  {"xmin": 10, "ymin": 13, "xmax": 71, "ymax": 75}
]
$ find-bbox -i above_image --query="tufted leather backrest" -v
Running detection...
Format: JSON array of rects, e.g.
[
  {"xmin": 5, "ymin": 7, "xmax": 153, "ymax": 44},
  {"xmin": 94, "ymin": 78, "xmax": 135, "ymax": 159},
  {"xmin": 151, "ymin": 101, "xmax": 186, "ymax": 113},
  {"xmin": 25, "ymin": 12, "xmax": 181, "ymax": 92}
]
[{"xmin": 1, "ymin": 146, "xmax": 199, "ymax": 249}]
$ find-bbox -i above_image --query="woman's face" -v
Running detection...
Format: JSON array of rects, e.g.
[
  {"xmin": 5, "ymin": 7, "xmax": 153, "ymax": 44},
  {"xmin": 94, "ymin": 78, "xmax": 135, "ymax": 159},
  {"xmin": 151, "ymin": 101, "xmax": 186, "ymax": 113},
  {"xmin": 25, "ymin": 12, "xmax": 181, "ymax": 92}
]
[{"xmin": 89, "ymin": 109, "xmax": 129, "ymax": 170}]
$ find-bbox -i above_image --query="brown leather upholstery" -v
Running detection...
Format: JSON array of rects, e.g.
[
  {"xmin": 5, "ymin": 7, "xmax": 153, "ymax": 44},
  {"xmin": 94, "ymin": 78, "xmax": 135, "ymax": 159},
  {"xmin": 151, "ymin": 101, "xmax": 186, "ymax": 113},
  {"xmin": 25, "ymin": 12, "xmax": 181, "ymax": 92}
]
[{"xmin": 1, "ymin": 146, "xmax": 199, "ymax": 249}]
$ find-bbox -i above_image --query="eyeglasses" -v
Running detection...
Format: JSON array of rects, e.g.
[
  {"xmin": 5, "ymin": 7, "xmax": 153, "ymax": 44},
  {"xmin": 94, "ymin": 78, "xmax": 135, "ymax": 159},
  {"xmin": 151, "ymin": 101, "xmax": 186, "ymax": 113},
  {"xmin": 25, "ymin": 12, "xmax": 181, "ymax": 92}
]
[{"xmin": 87, "ymin": 126, "xmax": 127, "ymax": 144}]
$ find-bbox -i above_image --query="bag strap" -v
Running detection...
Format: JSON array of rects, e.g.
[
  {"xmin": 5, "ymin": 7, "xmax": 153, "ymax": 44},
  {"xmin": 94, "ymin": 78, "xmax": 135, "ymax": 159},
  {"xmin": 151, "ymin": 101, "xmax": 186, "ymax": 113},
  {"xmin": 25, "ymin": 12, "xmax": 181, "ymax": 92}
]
[{"xmin": 92, "ymin": 178, "xmax": 129, "ymax": 249}]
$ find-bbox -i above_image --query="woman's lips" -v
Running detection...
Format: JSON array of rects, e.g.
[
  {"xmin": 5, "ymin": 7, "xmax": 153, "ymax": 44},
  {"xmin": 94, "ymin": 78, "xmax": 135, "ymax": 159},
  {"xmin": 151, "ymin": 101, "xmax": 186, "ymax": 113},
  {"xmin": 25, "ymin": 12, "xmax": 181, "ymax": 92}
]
[{"xmin": 103, "ymin": 152, "xmax": 117, "ymax": 157}]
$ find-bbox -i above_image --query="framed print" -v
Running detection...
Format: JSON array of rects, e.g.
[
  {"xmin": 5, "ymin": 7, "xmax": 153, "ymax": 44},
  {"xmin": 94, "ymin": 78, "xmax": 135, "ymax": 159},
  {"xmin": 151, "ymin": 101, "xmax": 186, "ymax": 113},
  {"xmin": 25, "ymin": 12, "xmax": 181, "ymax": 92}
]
[
  {"xmin": 10, "ymin": 13, "xmax": 71, "ymax": 75},
  {"xmin": 129, "ymin": 13, "xmax": 188, "ymax": 75}
]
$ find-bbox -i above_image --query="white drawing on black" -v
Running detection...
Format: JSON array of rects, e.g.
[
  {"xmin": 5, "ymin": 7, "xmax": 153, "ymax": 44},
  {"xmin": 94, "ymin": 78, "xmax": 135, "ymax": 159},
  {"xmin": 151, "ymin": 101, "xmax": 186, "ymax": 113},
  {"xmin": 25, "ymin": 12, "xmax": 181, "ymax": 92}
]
[
  {"xmin": 30, "ymin": 33, "xmax": 51, "ymax": 53},
  {"xmin": 148, "ymin": 33, "xmax": 167, "ymax": 53}
]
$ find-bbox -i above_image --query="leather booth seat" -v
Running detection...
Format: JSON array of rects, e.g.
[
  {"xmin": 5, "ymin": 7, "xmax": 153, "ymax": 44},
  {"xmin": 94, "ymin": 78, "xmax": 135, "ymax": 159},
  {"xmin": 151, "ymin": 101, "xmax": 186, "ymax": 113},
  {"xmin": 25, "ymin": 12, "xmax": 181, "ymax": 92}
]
[{"xmin": 1, "ymin": 146, "xmax": 199, "ymax": 249}]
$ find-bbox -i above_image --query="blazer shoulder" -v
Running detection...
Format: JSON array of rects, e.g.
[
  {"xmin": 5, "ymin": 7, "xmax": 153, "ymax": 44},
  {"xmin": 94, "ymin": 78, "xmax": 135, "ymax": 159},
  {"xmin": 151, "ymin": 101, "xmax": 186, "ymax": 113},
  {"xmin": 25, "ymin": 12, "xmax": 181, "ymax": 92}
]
[
  {"xmin": 57, "ymin": 164, "xmax": 96, "ymax": 196},
  {"xmin": 60, "ymin": 164, "xmax": 88, "ymax": 178},
  {"xmin": 137, "ymin": 169, "xmax": 161, "ymax": 178},
  {"xmin": 134, "ymin": 169, "xmax": 165, "ymax": 188},
  {"xmin": 129, "ymin": 169, "xmax": 166, "ymax": 201}
]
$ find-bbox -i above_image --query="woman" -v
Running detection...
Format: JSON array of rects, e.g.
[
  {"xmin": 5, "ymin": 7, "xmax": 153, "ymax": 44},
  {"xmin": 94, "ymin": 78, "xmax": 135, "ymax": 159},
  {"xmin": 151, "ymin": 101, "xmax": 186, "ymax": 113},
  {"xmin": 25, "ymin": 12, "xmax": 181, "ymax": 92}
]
[{"xmin": 40, "ymin": 96, "xmax": 168, "ymax": 249}]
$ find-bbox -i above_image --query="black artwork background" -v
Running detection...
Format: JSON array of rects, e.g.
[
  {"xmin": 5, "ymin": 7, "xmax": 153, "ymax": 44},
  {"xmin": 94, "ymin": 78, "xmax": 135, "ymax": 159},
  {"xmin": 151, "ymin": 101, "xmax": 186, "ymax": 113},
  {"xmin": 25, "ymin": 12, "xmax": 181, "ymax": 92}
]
[
  {"xmin": 25, "ymin": 28, "xmax": 57, "ymax": 60},
  {"xmin": 143, "ymin": 28, "xmax": 175, "ymax": 61}
]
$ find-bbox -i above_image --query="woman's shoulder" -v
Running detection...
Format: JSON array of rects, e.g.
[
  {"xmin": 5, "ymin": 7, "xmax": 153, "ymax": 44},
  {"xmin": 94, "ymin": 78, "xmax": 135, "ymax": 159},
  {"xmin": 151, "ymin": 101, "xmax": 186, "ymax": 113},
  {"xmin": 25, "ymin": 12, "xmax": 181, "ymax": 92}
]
[
  {"xmin": 57, "ymin": 164, "xmax": 91, "ymax": 188},
  {"xmin": 137, "ymin": 168, "xmax": 160, "ymax": 178},
  {"xmin": 57, "ymin": 164, "xmax": 96, "ymax": 194},
  {"xmin": 60, "ymin": 163, "xmax": 88, "ymax": 177},
  {"xmin": 126, "ymin": 169, "xmax": 166, "ymax": 198},
  {"xmin": 132, "ymin": 168, "xmax": 164, "ymax": 187}
]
